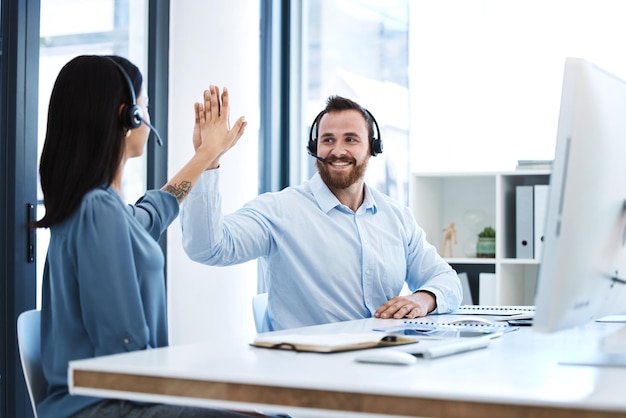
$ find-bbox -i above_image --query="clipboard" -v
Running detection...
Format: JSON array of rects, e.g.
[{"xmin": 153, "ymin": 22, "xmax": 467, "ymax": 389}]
[{"xmin": 251, "ymin": 332, "xmax": 417, "ymax": 353}]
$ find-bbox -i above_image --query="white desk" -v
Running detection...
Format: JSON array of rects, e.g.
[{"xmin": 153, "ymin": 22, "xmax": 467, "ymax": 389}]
[{"xmin": 69, "ymin": 317, "xmax": 626, "ymax": 417}]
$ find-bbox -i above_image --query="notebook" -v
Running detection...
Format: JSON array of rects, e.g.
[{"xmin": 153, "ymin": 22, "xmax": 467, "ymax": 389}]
[
  {"xmin": 452, "ymin": 305, "xmax": 535, "ymax": 318},
  {"xmin": 374, "ymin": 320, "xmax": 517, "ymax": 337},
  {"xmin": 251, "ymin": 331, "xmax": 492, "ymax": 358},
  {"xmin": 251, "ymin": 332, "xmax": 417, "ymax": 353}
]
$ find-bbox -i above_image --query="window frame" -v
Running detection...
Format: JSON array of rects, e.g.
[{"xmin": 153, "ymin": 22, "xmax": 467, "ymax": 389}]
[
  {"xmin": 1, "ymin": 0, "xmax": 41, "ymax": 416},
  {"xmin": 259, "ymin": 0, "xmax": 293, "ymax": 193},
  {"xmin": 0, "ymin": 1, "xmax": 169, "ymax": 416}
]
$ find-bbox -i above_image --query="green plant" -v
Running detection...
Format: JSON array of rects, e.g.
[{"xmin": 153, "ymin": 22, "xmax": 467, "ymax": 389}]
[{"xmin": 478, "ymin": 226, "xmax": 495, "ymax": 238}]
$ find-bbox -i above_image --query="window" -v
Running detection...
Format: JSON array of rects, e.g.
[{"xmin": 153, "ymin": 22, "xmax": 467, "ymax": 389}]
[
  {"xmin": 37, "ymin": 0, "xmax": 150, "ymax": 305},
  {"xmin": 297, "ymin": 0, "xmax": 410, "ymax": 204},
  {"xmin": 297, "ymin": 0, "xmax": 626, "ymax": 184}
]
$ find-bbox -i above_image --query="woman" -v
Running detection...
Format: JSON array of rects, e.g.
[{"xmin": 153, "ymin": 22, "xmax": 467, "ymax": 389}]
[{"xmin": 34, "ymin": 55, "xmax": 251, "ymax": 418}]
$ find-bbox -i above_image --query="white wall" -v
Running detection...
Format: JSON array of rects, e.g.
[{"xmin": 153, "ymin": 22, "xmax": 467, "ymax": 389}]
[
  {"xmin": 408, "ymin": 0, "xmax": 626, "ymax": 173},
  {"xmin": 167, "ymin": 0, "xmax": 260, "ymax": 344}
]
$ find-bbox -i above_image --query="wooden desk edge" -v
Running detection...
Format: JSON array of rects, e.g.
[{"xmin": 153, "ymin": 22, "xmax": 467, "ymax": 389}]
[{"xmin": 71, "ymin": 369, "xmax": 624, "ymax": 418}]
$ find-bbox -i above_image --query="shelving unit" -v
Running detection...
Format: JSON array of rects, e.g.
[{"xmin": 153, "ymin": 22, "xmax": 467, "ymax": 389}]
[{"xmin": 411, "ymin": 170, "xmax": 550, "ymax": 305}]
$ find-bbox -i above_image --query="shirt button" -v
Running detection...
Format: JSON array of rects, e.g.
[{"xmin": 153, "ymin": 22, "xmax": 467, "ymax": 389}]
[{"xmin": 124, "ymin": 338, "xmax": 130, "ymax": 344}]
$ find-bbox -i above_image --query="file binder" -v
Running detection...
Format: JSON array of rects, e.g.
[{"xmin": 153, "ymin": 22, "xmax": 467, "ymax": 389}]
[
  {"xmin": 478, "ymin": 272, "xmax": 497, "ymax": 305},
  {"xmin": 516, "ymin": 185, "xmax": 534, "ymax": 258}
]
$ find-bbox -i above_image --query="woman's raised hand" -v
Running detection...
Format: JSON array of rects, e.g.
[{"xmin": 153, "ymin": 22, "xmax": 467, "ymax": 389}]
[{"xmin": 193, "ymin": 86, "xmax": 247, "ymax": 169}]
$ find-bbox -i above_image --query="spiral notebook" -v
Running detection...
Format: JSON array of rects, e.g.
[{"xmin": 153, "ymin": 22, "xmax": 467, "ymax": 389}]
[
  {"xmin": 452, "ymin": 305, "xmax": 535, "ymax": 318},
  {"xmin": 373, "ymin": 320, "xmax": 518, "ymax": 337}
]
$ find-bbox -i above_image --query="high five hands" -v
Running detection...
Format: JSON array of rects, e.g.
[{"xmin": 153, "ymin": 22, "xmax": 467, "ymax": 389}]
[{"xmin": 193, "ymin": 85, "xmax": 247, "ymax": 169}]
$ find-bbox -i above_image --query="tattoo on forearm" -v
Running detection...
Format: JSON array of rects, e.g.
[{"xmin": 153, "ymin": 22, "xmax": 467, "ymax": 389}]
[{"xmin": 164, "ymin": 181, "xmax": 192, "ymax": 202}]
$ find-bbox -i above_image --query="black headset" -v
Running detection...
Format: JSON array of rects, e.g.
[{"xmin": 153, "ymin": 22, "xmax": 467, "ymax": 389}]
[
  {"xmin": 105, "ymin": 56, "xmax": 143, "ymax": 130},
  {"xmin": 307, "ymin": 107, "xmax": 383, "ymax": 157}
]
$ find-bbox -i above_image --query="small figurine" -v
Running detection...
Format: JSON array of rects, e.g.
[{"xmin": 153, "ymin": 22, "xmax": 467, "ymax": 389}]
[{"xmin": 441, "ymin": 222, "xmax": 457, "ymax": 258}]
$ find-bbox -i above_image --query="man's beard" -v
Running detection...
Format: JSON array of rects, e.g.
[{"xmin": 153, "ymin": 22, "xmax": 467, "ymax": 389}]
[{"xmin": 317, "ymin": 156, "xmax": 368, "ymax": 189}]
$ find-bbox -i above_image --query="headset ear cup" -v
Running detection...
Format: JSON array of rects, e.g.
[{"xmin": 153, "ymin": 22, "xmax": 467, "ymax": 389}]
[
  {"xmin": 363, "ymin": 108, "xmax": 383, "ymax": 157},
  {"xmin": 121, "ymin": 104, "xmax": 142, "ymax": 129},
  {"xmin": 307, "ymin": 138, "xmax": 317, "ymax": 155},
  {"xmin": 130, "ymin": 105, "xmax": 142, "ymax": 128},
  {"xmin": 308, "ymin": 111, "xmax": 322, "ymax": 156},
  {"xmin": 371, "ymin": 138, "xmax": 383, "ymax": 156}
]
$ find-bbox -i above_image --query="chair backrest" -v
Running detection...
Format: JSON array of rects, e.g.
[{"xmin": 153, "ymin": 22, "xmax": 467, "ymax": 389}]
[
  {"xmin": 17, "ymin": 309, "xmax": 46, "ymax": 418},
  {"xmin": 458, "ymin": 272, "xmax": 474, "ymax": 305},
  {"xmin": 252, "ymin": 293, "xmax": 268, "ymax": 333}
]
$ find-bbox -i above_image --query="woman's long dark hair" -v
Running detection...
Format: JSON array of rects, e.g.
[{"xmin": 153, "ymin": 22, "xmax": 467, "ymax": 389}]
[{"xmin": 34, "ymin": 55, "xmax": 143, "ymax": 228}]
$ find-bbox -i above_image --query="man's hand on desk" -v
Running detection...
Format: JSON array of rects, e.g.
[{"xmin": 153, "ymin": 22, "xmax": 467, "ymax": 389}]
[{"xmin": 374, "ymin": 290, "xmax": 436, "ymax": 319}]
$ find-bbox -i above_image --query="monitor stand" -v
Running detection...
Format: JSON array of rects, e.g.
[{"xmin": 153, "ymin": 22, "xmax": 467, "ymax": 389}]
[
  {"xmin": 559, "ymin": 322, "xmax": 626, "ymax": 367},
  {"xmin": 596, "ymin": 314, "xmax": 626, "ymax": 323},
  {"xmin": 559, "ymin": 353, "xmax": 626, "ymax": 368}
]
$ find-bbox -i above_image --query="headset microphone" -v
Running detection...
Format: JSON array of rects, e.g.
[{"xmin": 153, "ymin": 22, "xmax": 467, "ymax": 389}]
[
  {"xmin": 307, "ymin": 149, "xmax": 326, "ymax": 163},
  {"xmin": 137, "ymin": 114, "xmax": 163, "ymax": 147}
]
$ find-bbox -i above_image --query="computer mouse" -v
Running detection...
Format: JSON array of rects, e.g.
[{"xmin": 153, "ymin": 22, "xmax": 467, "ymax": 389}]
[
  {"xmin": 354, "ymin": 350, "xmax": 417, "ymax": 365},
  {"xmin": 449, "ymin": 316, "xmax": 496, "ymax": 326}
]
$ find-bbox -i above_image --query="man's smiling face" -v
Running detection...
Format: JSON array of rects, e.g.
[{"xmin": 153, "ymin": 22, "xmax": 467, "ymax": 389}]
[{"xmin": 315, "ymin": 109, "xmax": 371, "ymax": 190}]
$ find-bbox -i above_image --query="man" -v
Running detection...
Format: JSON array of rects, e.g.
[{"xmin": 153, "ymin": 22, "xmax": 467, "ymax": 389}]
[{"xmin": 181, "ymin": 95, "xmax": 462, "ymax": 331}]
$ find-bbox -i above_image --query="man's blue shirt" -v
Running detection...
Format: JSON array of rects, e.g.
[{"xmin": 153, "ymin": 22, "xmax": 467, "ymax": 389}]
[{"xmin": 181, "ymin": 170, "xmax": 461, "ymax": 331}]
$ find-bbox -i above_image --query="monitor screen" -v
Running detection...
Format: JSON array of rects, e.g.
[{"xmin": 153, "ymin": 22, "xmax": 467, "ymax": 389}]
[{"xmin": 533, "ymin": 57, "xmax": 626, "ymax": 335}]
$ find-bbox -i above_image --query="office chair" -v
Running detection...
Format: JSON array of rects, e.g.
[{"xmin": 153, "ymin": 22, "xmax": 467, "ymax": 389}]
[
  {"xmin": 252, "ymin": 293, "xmax": 268, "ymax": 333},
  {"xmin": 17, "ymin": 309, "xmax": 46, "ymax": 418},
  {"xmin": 458, "ymin": 272, "xmax": 474, "ymax": 305}
]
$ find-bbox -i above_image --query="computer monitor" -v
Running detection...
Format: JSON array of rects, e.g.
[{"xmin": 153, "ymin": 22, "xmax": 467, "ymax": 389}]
[{"xmin": 533, "ymin": 58, "xmax": 626, "ymax": 352}]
